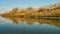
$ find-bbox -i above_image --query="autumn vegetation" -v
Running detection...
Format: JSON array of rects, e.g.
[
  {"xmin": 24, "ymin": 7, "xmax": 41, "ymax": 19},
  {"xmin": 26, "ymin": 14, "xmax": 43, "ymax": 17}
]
[{"xmin": 1, "ymin": 3, "xmax": 60, "ymax": 18}]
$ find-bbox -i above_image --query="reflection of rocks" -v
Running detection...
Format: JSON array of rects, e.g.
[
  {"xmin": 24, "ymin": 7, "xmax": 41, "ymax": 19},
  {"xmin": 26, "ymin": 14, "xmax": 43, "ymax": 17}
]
[{"xmin": 2, "ymin": 17, "xmax": 60, "ymax": 27}]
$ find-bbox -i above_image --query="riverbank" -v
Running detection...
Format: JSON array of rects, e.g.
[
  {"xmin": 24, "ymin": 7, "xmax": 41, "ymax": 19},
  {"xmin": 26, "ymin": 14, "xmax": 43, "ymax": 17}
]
[{"xmin": 0, "ymin": 3, "xmax": 60, "ymax": 19}]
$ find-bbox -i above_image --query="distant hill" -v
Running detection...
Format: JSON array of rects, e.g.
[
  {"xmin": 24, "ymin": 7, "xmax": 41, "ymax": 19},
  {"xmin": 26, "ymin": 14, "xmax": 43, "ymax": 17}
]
[
  {"xmin": 1, "ymin": 3, "xmax": 60, "ymax": 18},
  {"xmin": 40, "ymin": 3, "xmax": 60, "ymax": 9}
]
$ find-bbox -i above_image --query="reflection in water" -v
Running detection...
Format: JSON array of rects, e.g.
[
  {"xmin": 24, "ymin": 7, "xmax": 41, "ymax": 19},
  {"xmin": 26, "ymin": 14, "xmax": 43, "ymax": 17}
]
[
  {"xmin": 1, "ymin": 16, "xmax": 60, "ymax": 27},
  {"xmin": 0, "ymin": 17, "xmax": 60, "ymax": 34}
]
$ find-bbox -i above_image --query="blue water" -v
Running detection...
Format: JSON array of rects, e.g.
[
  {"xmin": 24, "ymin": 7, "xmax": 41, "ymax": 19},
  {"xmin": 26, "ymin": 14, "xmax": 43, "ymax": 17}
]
[{"xmin": 0, "ymin": 17, "xmax": 60, "ymax": 34}]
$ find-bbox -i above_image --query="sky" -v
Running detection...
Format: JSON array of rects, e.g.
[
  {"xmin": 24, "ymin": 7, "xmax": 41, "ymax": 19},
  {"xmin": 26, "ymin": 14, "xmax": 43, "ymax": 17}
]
[{"xmin": 0, "ymin": 0, "xmax": 60, "ymax": 13}]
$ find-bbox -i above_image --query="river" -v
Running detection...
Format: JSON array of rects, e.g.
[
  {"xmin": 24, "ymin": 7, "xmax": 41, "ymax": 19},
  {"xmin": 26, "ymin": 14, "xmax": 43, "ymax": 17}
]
[{"xmin": 0, "ymin": 17, "xmax": 60, "ymax": 34}]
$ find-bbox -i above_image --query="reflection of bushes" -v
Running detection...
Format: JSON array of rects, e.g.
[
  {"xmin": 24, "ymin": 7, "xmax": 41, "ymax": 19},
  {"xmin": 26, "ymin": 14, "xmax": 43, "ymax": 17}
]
[{"xmin": 2, "ymin": 16, "xmax": 60, "ymax": 27}]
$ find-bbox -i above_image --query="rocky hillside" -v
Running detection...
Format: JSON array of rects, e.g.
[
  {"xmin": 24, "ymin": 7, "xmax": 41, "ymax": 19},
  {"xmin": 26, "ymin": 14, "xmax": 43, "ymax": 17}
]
[{"xmin": 1, "ymin": 3, "xmax": 60, "ymax": 18}]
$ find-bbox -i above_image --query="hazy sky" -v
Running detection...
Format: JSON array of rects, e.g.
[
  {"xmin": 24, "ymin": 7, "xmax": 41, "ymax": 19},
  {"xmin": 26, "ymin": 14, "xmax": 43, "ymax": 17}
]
[{"xmin": 0, "ymin": 0, "xmax": 60, "ymax": 13}]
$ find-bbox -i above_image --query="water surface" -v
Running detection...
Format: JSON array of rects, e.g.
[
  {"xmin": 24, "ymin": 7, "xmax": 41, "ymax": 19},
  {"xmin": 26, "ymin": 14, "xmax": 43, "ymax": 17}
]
[{"xmin": 0, "ymin": 17, "xmax": 60, "ymax": 34}]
